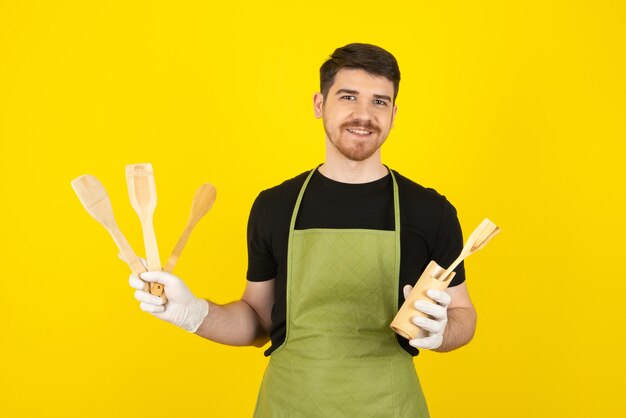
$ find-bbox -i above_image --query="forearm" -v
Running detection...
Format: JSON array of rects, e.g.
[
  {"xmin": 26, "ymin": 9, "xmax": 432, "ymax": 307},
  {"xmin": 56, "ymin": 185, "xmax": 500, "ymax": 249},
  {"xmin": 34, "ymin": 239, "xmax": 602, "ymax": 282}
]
[
  {"xmin": 194, "ymin": 299, "xmax": 270, "ymax": 348},
  {"xmin": 433, "ymin": 306, "xmax": 477, "ymax": 352}
]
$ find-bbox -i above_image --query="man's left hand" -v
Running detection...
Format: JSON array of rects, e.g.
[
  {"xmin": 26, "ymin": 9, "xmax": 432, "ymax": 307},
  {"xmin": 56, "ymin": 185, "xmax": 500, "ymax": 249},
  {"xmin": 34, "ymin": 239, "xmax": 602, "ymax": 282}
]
[{"xmin": 403, "ymin": 285, "xmax": 451, "ymax": 350}]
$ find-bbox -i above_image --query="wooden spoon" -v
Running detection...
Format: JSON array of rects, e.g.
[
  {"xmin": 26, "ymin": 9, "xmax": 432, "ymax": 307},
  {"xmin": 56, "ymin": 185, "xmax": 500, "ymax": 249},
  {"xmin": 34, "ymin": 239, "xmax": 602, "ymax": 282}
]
[
  {"xmin": 126, "ymin": 163, "xmax": 163, "ymax": 297},
  {"xmin": 164, "ymin": 183, "xmax": 217, "ymax": 273},
  {"xmin": 437, "ymin": 218, "xmax": 501, "ymax": 282},
  {"xmin": 71, "ymin": 175, "xmax": 150, "ymax": 292}
]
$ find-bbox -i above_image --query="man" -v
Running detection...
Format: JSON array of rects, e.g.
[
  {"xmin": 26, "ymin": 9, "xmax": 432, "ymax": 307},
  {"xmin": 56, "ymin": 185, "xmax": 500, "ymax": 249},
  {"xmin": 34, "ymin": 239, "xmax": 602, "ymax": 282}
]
[{"xmin": 130, "ymin": 43, "xmax": 477, "ymax": 417}]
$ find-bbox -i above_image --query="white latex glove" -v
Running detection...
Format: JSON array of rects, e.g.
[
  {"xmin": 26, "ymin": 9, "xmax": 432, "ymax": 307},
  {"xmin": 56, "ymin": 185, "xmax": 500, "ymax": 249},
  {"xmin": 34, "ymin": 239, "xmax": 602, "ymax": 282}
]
[
  {"xmin": 129, "ymin": 271, "xmax": 209, "ymax": 333},
  {"xmin": 403, "ymin": 285, "xmax": 451, "ymax": 350}
]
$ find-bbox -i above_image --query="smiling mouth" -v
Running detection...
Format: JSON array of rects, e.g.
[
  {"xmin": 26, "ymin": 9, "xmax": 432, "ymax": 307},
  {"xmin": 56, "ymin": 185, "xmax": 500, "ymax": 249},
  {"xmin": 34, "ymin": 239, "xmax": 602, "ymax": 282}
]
[{"xmin": 346, "ymin": 128, "xmax": 372, "ymax": 136}]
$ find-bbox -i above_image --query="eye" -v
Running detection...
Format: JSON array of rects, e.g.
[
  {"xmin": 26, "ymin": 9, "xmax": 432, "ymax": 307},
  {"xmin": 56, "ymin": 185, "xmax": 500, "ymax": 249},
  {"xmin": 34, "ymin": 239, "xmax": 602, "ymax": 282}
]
[
  {"xmin": 373, "ymin": 99, "xmax": 388, "ymax": 106},
  {"xmin": 341, "ymin": 95, "xmax": 356, "ymax": 101}
]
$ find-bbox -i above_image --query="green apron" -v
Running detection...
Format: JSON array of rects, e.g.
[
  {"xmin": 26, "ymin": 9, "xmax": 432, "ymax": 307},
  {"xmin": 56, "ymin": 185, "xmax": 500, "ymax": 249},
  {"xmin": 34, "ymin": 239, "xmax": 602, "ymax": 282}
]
[{"xmin": 253, "ymin": 167, "xmax": 429, "ymax": 417}]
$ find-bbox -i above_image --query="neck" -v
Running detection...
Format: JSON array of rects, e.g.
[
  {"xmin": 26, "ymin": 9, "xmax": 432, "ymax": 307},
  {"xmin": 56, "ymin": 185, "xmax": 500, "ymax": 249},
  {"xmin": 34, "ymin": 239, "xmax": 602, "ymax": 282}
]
[{"xmin": 319, "ymin": 138, "xmax": 388, "ymax": 183}]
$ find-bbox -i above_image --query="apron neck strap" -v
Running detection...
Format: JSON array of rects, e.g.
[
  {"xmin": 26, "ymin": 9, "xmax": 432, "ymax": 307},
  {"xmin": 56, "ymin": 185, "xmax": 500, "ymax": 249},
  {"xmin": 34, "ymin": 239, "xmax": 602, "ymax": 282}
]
[
  {"xmin": 288, "ymin": 165, "xmax": 320, "ymax": 233},
  {"xmin": 386, "ymin": 165, "xmax": 401, "ymax": 234},
  {"xmin": 289, "ymin": 164, "xmax": 401, "ymax": 233}
]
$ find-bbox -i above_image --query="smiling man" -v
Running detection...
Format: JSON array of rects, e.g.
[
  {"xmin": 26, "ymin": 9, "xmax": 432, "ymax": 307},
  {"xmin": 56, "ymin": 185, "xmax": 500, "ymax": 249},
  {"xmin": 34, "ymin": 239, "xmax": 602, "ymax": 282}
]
[
  {"xmin": 130, "ymin": 43, "xmax": 477, "ymax": 417},
  {"xmin": 316, "ymin": 68, "xmax": 397, "ymax": 164}
]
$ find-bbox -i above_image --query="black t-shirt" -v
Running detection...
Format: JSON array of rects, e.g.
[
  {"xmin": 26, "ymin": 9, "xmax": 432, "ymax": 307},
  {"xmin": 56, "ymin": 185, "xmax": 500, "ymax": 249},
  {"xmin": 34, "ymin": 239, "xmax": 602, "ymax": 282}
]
[{"xmin": 247, "ymin": 168, "xmax": 466, "ymax": 356}]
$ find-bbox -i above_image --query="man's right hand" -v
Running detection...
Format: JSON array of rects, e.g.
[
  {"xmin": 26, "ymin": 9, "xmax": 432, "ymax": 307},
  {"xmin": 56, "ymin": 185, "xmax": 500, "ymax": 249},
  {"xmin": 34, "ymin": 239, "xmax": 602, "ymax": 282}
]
[{"xmin": 129, "ymin": 271, "xmax": 209, "ymax": 333}]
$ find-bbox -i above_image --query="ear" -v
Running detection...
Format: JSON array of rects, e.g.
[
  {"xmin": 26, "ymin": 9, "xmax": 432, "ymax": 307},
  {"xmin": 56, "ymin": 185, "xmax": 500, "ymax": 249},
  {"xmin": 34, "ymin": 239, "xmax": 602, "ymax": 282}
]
[
  {"xmin": 313, "ymin": 92, "xmax": 324, "ymax": 119},
  {"xmin": 390, "ymin": 104, "xmax": 398, "ymax": 129}
]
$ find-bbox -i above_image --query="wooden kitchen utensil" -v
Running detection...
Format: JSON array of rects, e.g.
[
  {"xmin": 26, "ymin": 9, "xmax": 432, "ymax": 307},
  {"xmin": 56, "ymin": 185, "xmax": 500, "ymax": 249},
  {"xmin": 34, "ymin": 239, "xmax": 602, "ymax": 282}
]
[
  {"xmin": 126, "ymin": 163, "xmax": 164, "ymax": 297},
  {"xmin": 437, "ymin": 218, "xmax": 500, "ymax": 282},
  {"xmin": 164, "ymin": 183, "xmax": 217, "ymax": 273},
  {"xmin": 71, "ymin": 174, "xmax": 150, "ymax": 293},
  {"xmin": 390, "ymin": 217, "xmax": 501, "ymax": 340},
  {"xmin": 390, "ymin": 260, "xmax": 455, "ymax": 340}
]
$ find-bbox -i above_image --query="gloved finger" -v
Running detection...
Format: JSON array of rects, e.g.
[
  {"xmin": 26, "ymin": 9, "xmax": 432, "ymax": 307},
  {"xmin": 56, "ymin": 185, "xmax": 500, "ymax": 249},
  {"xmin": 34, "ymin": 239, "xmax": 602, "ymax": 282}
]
[
  {"xmin": 412, "ymin": 316, "xmax": 445, "ymax": 334},
  {"xmin": 409, "ymin": 334, "xmax": 443, "ymax": 349},
  {"xmin": 139, "ymin": 301, "xmax": 165, "ymax": 313},
  {"xmin": 134, "ymin": 289, "xmax": 166, "ymax": 305},
  {"xmin": 426, "ymin": 289, "xmax": 452, "ymax": 307},
  {"xmin": 140, "ymin": 270, "xmax": 181, "ymax": 287},
  {"xmin": 129, "ymin": 274, "xmax": 145, "ymax": 290},
  {"xmin": 414, "ymin": 300, "xmax": 447, "ymax": 320},
  {"xmin": 403, "ymin": 285, "xmax": 413, "ymax": 300}
]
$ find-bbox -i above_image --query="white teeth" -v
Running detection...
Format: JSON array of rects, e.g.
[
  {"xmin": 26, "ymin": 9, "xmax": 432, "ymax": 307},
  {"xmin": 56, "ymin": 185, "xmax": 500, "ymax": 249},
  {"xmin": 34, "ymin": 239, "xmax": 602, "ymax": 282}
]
[{"xmin": 348, "ymin": 128, "xmax": 371, "ymax": 135}]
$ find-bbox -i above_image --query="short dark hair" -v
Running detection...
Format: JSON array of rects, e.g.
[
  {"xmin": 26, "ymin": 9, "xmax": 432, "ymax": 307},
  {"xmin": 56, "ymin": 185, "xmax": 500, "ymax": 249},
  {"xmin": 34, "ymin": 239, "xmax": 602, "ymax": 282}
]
[{"xmin": 320, "ymin": 43, "xmax": 401, "ymax": 102}]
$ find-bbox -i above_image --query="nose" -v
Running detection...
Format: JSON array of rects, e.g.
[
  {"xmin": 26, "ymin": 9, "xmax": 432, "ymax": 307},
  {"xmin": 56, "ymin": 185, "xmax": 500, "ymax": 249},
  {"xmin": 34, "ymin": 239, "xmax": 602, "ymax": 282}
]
[{"xmin": 351, "ymin": 99, "xmax": 372, "ymax": 121}]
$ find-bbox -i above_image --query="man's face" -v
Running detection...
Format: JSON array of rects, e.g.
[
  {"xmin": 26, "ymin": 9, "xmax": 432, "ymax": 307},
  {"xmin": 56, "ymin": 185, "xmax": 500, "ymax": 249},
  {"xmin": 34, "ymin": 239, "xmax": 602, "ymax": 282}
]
[{"xmin": 314, "ymin": 68, "xmax": 397, "ymax": 162}]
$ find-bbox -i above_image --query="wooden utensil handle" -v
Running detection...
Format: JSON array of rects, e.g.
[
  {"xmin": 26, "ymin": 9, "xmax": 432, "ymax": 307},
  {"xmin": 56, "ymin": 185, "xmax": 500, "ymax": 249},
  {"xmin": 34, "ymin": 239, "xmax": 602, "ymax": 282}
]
[
  {"xmin": 108, "ymin": 227, "xmax": 151, "ymax": 293},
  {"xmin": 164, "ymin": 225, "xmax": 193, "ymax": 273},
  {"xmin": 110, "ymin": 227, "xmax": 167, "ymax": 302},
  {"xmin": 163, "ymin": 254, "xmax": 180, "ymax": 274},
  {"xmin": 141, "ymin": 217, "xmax": 161, "ymax": 271},
  {"xmin": 139, "ymin": 216, "xmax": 165, "ymax": 297},
  {"xmin": 150, "ymin": 283, "xmax": 165, "ymax": 296}
]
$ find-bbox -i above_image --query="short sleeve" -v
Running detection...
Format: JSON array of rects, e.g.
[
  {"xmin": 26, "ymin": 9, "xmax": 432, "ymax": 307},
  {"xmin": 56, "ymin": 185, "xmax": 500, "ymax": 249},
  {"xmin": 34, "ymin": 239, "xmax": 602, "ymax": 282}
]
[
  {"xmin": 246, "ymin": 192, "xmax": 278, "ymax": 281},
  {"xmin": 431, "ymin": 197, "xmax": 466, "ymax": 287}
]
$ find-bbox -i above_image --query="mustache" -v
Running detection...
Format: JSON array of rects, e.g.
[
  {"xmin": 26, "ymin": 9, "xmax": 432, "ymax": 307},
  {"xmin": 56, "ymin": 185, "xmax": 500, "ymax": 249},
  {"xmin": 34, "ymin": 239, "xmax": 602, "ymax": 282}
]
[{"xmin": 341, "ymin": 119, "xmax": 380, "ymax": 133}]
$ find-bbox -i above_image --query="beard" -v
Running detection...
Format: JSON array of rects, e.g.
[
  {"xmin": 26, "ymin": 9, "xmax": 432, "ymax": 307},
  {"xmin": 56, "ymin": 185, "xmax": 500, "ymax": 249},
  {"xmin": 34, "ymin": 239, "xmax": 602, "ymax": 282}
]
[{"xmin": 324, "ymin": 118, "xmax": 387, "ymax": 162}]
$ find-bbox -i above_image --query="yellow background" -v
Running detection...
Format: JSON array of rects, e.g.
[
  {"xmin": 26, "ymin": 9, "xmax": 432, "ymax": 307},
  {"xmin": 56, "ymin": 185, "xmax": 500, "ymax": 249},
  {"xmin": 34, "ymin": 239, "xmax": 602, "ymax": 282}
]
[{"xmin": 1, "ymin": 0, "xmax": 625, "ymax": 416}]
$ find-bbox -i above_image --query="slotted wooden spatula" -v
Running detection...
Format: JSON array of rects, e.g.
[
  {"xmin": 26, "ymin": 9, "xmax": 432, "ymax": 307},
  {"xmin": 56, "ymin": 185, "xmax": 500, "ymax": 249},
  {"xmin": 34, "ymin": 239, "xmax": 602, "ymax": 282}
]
[
  {"xmin": 437, "ymin": 218, "xmax": 501, "ymax": 282},
  {"xmin": 126, "ymin": 163, "xmax": 163, "ymax": 296},
  {"xmin": 71, "ymin": 174, "xmax": 150, "ymax": 292},
  {"xmin": 164, "ymin": 183, "xmax": 217, "ymax": 273}
]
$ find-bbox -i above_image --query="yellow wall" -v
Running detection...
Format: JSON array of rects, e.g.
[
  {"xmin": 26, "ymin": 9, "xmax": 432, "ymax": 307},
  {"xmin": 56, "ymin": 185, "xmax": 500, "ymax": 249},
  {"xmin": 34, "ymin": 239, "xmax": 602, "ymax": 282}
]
[{"xmin": 1, "ymin": 1, "xmax": 625, "ymax": 416}]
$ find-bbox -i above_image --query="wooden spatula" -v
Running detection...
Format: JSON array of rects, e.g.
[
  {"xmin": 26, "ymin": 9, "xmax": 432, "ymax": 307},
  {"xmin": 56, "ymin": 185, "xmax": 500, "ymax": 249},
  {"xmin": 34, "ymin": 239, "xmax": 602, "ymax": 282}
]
[
  {"xmin": 163, "ymin": 183, "xmax": 217, "ymax": 273},
  {"xmin": 71, "ymin": 175, "xmax": 150, "ymax": 292},
  {"xmin": 437, "ymin": 218, "xmax": 501, "ymax": 282},
  {"xmin": 126, "ymin": 163, "xmax": 163, "ymax": 296}
]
